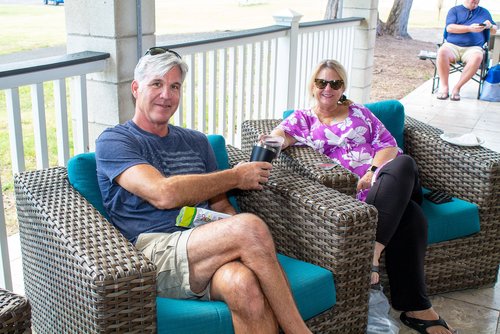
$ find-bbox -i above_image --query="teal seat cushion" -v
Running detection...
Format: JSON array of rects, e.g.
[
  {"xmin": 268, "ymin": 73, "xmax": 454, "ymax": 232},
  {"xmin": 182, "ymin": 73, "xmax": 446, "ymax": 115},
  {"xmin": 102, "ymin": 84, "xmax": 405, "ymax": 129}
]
[
  {"xmin": 277, "ymin": 253, "xmax": 336, "ymax": 320},
  {"xmin": 67, "ymin": 152, "xmax": 109, "ymax": 220},
  {"xmin": 422, "ymin": 188, "xmax": 480, "ymax": 244},
  {"xmin": 365, "ymin": 100, "xmax": 405, "ymax": 150},
  {"xmin": 157, "ymin": 253, "xmax": 336, "ymax": 333},
  {"xmin": 283, "ymin": 100, "xmax": 405, "ymax": 150}
]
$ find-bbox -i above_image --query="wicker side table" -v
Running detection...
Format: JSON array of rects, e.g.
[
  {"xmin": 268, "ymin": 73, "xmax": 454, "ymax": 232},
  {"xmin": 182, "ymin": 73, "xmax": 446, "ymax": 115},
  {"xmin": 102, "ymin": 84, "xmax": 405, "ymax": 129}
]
[{"xmin": 0, "ymin": 288, "xmax": 31, "ymax": 334}]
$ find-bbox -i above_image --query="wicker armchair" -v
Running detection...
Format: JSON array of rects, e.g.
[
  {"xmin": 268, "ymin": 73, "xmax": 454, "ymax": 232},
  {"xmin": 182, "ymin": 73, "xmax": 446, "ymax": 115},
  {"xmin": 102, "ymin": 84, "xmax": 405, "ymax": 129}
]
[
  {"xmin": 241, "ymin": 115, "xmax": 500, "ymax": 296},
  {"xmin": 14, "ymin": 145, "xmax": 377, "ymax": 333},
  {"xmin": 0, "ymin": 288, "xmax": 31, "ymax": 333}
]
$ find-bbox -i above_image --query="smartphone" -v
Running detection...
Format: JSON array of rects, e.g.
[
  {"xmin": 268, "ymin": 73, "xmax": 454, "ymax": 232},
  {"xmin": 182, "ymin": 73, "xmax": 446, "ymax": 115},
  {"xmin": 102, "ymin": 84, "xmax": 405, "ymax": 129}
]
[{"xmin": 478, "ymin": 23, "xmax": 486, "ymax": 26}]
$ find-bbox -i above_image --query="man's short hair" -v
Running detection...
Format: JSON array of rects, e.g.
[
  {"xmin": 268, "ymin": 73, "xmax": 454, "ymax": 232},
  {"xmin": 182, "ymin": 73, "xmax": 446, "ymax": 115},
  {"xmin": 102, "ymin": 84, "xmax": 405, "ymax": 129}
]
[{"xmin": 134, "ymin": 51, "xmax": 189, "ymax": 84}]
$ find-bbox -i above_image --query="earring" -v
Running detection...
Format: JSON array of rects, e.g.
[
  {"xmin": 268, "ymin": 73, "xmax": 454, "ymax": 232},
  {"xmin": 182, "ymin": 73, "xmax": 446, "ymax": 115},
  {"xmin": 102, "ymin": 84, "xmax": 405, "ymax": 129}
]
[{"xmin": 338, "ymin": 94, "xmax": 347, "ymax": 104}]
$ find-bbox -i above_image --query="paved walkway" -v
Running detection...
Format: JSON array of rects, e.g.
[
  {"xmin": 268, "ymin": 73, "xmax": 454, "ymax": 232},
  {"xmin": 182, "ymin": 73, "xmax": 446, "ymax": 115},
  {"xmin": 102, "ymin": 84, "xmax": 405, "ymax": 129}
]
[{"xmin": 402, "ymin": 71, "xmax": 500, "ymax": 153}]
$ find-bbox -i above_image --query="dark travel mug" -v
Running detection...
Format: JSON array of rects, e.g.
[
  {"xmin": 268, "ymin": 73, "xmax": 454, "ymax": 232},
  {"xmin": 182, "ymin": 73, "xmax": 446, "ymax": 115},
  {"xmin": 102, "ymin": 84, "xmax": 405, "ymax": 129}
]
[
  {"xmin": 249, "ymin": 135, "xmax": 284, "ymax": 162},
  {"xmin": 250, "ymin": 144, "xmax": 278, "ymax": 162}
]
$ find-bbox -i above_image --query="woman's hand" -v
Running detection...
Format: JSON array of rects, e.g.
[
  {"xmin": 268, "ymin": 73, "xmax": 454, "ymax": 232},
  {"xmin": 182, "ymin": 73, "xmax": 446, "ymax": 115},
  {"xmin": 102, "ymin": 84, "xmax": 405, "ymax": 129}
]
[{"xmin": 356, "ymin": 171, "xmax": 374, "ymax": 192}]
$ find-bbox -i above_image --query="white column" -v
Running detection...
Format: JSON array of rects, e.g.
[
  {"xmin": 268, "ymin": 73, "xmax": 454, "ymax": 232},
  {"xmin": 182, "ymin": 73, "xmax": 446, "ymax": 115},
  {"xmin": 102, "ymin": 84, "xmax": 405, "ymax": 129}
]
[
  {"xmin": 342, "ymin": 0, "xmax": 379, "ymax": 103},
  {"xmin": 64, "ymin": 0, "xmax": 156, "ymax": 150},
  {"xmin": 273, "ymin": 9, "xmax": 303, "ymax": 112}
]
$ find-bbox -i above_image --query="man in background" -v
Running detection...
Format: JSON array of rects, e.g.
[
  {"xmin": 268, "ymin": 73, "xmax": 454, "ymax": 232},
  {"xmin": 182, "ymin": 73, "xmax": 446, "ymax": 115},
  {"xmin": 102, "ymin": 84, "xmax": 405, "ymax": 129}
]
[{"xmin": 436, "ymin": 0, "xmax": 497, "ymax": 101}]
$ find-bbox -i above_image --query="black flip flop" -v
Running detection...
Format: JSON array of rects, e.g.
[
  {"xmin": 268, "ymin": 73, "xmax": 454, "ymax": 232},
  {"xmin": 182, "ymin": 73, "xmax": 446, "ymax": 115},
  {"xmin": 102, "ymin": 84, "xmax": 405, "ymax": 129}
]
[
  {"xmin": 400, "ymin": 312, "xmax": 456, "ymax": 334},
  {"xmin": 436, "ymin": 92, "xmax": 449, "ymax": 100}
]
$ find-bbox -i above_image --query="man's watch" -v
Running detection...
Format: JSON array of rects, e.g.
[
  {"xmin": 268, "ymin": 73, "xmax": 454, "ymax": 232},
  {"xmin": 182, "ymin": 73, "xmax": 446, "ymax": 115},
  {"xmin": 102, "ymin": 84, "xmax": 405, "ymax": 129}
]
[{"xmin": 368, "ymin": 165, "xmax": 378, "ymax": 173}]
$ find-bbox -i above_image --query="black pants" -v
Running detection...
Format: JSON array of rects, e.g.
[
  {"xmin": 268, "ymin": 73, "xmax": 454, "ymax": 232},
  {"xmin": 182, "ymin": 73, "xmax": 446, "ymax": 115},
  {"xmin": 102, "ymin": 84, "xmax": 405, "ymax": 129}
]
[{"xmin": 365, "ymin": 154, "xmax": 431, "ymax": 311}]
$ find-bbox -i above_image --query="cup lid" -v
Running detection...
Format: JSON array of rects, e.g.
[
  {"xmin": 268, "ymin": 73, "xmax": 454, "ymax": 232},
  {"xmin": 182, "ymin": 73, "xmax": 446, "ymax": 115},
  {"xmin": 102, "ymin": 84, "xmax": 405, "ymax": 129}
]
[{"xmin": 261, "ymin": 135, "xmax": 284, "ymax": 146}]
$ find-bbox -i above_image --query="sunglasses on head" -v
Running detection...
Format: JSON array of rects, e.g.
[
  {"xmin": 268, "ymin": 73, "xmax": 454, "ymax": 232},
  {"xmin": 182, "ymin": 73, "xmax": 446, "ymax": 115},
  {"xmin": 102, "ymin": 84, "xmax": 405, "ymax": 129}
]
[
  {"xmin": 145, "ymin": 47, "xmax": 182, "ymax": 59},
  {"xmin": 314, "ymin": 79, "xmax": 344, "ymax": 90}
]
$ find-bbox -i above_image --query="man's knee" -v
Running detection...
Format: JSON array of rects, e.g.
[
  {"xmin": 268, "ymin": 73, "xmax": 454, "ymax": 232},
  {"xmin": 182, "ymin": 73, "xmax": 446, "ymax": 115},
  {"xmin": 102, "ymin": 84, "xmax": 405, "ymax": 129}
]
[
  {"xmin": 234, "ymin": 213, "xmax": 273, "ymax": 244},
  {"xmin": 437, "ymin": 45, "xmax": 455, "ymax": 63},
  {"xmin": 214, "ymin": 262, "xmax": 269, "ymax": 315}
]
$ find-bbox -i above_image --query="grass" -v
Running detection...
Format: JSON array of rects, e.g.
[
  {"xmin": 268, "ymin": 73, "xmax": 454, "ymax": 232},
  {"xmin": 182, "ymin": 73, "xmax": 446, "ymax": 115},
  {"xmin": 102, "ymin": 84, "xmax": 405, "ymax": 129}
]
[
  {"xmin": 0, "ymin": 5, "xmax": 65, "ymax": 55},
  {"xmin": 0, "ymin": 82, "xmax": 74, "ymax": 235}
]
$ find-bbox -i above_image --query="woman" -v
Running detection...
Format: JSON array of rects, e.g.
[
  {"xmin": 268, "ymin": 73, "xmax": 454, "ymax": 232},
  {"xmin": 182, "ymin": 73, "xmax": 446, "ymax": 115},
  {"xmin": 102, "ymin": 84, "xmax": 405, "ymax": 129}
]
[{"xmin": 270, "ymin": 60, "xmax": 455, "ymax": 334}]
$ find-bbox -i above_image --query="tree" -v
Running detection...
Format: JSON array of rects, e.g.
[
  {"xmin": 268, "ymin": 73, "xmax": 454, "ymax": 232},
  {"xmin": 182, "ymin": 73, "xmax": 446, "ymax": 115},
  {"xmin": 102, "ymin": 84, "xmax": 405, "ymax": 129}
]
[
  {"xmin": 324, "ymin": 0, "xmax": 340, "ymax": 19},
  {"xmin": 323, "ymin": 0, "xmax": 414, "ymax": 39},
  {"xmin": 377, "ymin": 0, "xmax": 414, "ymax": 38}
]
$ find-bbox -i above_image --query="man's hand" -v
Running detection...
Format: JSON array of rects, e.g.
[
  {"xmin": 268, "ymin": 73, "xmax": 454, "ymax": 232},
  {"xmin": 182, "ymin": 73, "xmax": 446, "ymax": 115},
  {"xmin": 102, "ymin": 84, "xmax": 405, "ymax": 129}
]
[
  {"xmin": 470, "ymin": 23, "xmax": 485, "ymax": 32},
  {"xmin": 233, "ymin": 161, "xmax": 272, "ymax": 190}
]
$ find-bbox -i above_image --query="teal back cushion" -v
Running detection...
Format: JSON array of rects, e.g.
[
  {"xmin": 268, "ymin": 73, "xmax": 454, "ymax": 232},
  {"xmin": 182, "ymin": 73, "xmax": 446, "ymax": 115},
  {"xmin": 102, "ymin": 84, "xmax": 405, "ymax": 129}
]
[
  {"xmin": 67, "ymin": 152, "xmax": 109, "ymax": 220},
  {"xmin": 364, "ymin": 100, "xmax": 405, "ymax": 150},
  {"xmin": 283, "ymin": 100, "xmax": 405, "ymax": 149},
  {"xmin": 206, "ymin": 134, "xmax": 239, "ymax": 211}
]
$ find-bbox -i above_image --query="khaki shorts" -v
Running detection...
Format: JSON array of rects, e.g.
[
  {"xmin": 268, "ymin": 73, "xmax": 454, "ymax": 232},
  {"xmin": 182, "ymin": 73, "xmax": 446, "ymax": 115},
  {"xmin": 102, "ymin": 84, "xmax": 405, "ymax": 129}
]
[
  {"xmin": 135, "ymin": 229, "xmax": 210, "ymax": 300},
  {"xmin": 442, "ymin": 42, "xmax": 484, "ymax": 64}
]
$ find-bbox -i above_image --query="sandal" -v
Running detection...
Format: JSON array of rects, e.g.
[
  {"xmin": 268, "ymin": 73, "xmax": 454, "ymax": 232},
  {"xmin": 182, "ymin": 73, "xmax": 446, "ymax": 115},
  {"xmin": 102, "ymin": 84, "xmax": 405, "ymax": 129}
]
[
  {"xmin": 436, "ymin": 92, "xmax": 449, "ymax": 100},
  {"xmin": 450, "ymin": 93, "xmax": 461, "ymax": 101},
  {"xmin": 370, "ymin": 265, "xmax": 381, "ymax": 290},
  {"xmin": 400, "ymin": 312, "xmax": 456, "ymax": 334}
]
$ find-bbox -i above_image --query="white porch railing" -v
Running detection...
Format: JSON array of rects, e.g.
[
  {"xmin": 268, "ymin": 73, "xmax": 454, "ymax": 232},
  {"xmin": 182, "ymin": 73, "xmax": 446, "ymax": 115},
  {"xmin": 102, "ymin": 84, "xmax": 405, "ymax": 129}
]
[
  {"xmin": 0, "ymin": 17, "xmax": 363, "ymax": 290},
  {"xmin": 0, "ymin": 52, "xmax": 110, "ymax": 290},
  {"xmin": 164, "ymin": 18, "xmax": 361, "ymax": 146}
]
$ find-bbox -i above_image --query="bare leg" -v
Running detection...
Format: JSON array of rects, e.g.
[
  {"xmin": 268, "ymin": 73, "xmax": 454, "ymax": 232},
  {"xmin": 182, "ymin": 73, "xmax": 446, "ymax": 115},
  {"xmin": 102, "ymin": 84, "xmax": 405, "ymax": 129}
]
[
  {"xmin": 451, "ymin": 52, "xmax": 483, "ymax": 96},
  {"xmin": 371, "ymin": 241, "xmax": 385, "ymax": 284},
  {"xmin": 211, "ymin": 261, "xmax": 278, "ymax": 333},
  {"xmin": 187, "ymin": 213, "xmax": 311, "ymax": 334},
  {"xmin": 436, "ymin": 46, "xmax": 456, "ymax": 95}
]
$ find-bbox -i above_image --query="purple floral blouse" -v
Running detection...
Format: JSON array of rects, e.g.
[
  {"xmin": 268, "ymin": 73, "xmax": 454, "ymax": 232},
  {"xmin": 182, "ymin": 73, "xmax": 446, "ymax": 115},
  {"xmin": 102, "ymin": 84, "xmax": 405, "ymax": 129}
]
[{"xmin": 278, "ymin": 103, "xmax": 402, "ymax": 201}]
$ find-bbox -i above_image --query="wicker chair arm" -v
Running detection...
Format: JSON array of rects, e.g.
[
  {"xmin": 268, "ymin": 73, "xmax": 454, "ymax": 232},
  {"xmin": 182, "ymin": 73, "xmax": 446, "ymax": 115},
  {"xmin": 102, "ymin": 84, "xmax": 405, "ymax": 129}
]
[
  {"xmin": 241, "ymin": 119, "xmax": 358, "ymax": 195},
  {"xmin": 404, "ymin": 116, "xmax": 500, "ymax": 206},
  {"xmin": 227, "ymin": 145, "xmax": 377, "ymax": 332},
  {"xmin": 14, "ymin": 167, "xmax": 157, "ymax": 333}
]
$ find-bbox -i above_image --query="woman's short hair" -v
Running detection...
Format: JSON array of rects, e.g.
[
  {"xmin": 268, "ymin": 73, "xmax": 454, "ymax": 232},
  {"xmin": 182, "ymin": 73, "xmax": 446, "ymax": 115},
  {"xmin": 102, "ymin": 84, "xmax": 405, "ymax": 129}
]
[
  {"xmin": 308, "ymin": 59, "xmax": 349, "ymax": 105},
  {"xmin": 134, "ymin": 51, "xmax": 189, "ymax": 85}
]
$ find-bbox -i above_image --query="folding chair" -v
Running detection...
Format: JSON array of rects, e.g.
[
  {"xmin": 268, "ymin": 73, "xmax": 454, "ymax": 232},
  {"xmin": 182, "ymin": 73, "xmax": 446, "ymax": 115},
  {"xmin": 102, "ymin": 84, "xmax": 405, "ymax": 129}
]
[{"xmin": 419, "ymin": 28, "xmax": 490, "ymax": 99}]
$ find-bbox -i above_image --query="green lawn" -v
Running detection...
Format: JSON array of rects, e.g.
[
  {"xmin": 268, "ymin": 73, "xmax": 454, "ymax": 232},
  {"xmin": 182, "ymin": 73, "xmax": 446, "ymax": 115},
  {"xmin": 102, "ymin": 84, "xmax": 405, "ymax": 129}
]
[
  {"xmin": 0, "ymin": 5, "xmax": 65, "ymax": 55},
  {"xmin": 0, "ymin": 82, "xmax": 74, "ymax": 189}
]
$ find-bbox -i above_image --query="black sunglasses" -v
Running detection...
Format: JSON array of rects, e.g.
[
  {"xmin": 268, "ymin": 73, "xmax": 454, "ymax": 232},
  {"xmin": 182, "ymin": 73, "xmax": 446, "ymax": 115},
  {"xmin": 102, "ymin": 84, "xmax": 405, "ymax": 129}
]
[
  {"xmin": 314, "ymin": 79, "xmax": 344, "ymax": 90},
  {"xmin": 145, "ymin": 47, "xmax": 182, "ymax": 59}
]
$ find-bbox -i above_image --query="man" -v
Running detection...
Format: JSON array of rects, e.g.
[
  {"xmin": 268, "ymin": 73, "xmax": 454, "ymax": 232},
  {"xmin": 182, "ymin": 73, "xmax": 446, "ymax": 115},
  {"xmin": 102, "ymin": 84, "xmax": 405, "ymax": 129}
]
[
  {"xmin": 436, "ymin": 0, "xmax": 497, "ymax": 101},
  {"xmin": 95, "ymin": 48, "xmax": 311, "ymax": 334}
]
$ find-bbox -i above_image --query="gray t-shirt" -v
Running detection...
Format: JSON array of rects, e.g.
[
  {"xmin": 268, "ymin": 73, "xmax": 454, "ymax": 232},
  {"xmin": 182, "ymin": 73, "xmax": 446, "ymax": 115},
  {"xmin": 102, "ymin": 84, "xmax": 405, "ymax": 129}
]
[{"xmin": 95, "ymin": 120, "xmax": 217, "ymax": 243}]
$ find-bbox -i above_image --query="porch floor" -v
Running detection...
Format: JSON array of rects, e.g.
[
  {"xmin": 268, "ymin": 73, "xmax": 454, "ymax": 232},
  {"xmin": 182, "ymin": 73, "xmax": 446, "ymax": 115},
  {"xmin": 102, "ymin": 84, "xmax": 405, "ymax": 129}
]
[{"xmin": 7, "ymin": 72, "xmax": 500, "ymax": 333}]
